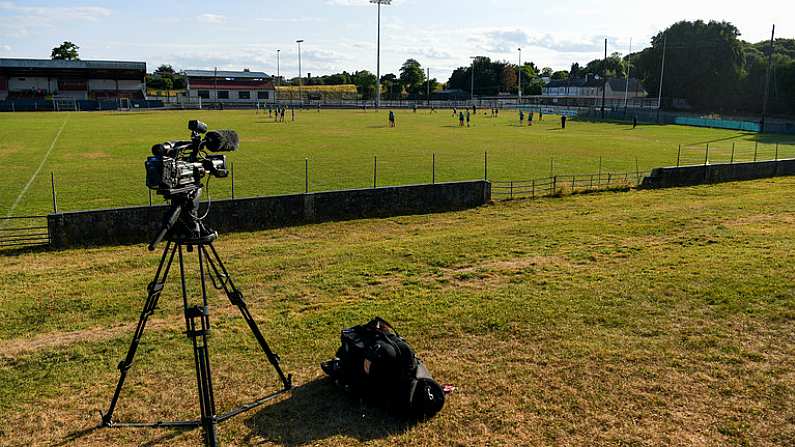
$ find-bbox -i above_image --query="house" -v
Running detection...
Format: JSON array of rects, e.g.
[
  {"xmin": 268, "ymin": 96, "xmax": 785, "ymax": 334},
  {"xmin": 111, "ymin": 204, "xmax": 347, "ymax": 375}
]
[
  {"xmin": 184, "ymin": 69, "xmax": 275, "ymax": 102},
  {"xmin": 543, "ymin": 77, "xmax": 646, "ymax": 99}
]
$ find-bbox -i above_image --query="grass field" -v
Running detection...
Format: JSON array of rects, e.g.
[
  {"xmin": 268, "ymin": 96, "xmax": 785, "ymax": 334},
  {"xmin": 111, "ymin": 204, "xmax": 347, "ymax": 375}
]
[
  {"xmin": 2, "ymin": 109, "xmax": 795, "ymax": 217},
  {"xmin": 0, "ymin": 178, "xmax": 793, "ymax": 446}
]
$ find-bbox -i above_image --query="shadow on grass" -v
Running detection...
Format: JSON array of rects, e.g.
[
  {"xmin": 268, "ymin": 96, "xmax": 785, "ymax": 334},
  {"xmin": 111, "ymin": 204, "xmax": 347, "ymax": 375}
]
[
  {"xmin": 0, "ymin": 244, "xmax": 52, "ymax": 257},
  {"xmin": 243, "ymin": 378, "xmax": 415, "ymax": 446}
]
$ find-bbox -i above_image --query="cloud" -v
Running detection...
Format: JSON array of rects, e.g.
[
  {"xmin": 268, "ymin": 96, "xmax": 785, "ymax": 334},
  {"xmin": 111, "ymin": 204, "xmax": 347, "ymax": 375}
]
[
  {"xmin": 256, "ymin": 17, "xmax": 326, "ymax": 23},
  {"xmin": 479, "ymin": 29, "xmax": 618, "ymax": 54},
  {"xmin": 324, "ymin": 0, "xmax": 406, "ymax": 6},
  {"xmin": 0, "ymin": 2, "xmax": 111, "ymax": 38},
  {"xmin": 197, "ymin": 14, "xmax": 226, "ymax": 24}
]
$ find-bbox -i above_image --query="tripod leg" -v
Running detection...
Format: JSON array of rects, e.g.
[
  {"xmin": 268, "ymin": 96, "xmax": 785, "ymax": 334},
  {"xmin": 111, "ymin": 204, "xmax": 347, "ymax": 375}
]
[
  {"xmin": 102, "ymin": 241, "xmax": 177, "ymax": 427},
  {"xmin": 202, "ymin": 243, "xmax": 292, "ymax": 389},
  {"xmin": 183, "ymin": 244, "xmax": 218, "ymax": 447}
]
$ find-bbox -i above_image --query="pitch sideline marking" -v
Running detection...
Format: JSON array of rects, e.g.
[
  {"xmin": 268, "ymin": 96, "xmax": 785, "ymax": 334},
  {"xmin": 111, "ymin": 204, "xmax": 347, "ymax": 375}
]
[{"xmin": 4, "ymin": 115, "xmax": 70, "ymax": 218}]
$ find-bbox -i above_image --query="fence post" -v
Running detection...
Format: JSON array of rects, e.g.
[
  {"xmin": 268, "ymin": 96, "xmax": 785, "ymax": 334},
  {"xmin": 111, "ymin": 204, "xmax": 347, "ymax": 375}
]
[
  {"xmin": 484, "ymin": 151, "xmax": 488, "ymax": 180},
  {"xmin": 635, "ymin": 157, "xmax": 640, "ymax": 184},
  {"xmin": 704, "ymin": 144, "xmax": 710, "ymax": 166},
  {"xmin": 754, "ymin": 142, "xmax": 758, "ymax": 162},
  {"xmin": 510, "ymin": 181, "xmax": 513, "ymax": 200},
  {"xmin": 571, "ymin": 175, "xmax": 575, "ymax": 189},
  {"xmin": 676, "ymin": 144, "xmax": 681, "ymax": 167},
  {"xmin": 231, "ymin": 161, "xmax": 235, "ymax": 199},
  {"xmin": 597, "ymin": 156, "xmax": 602, "ymax": 185},
  {"xmin": 775, "ymin": 143, "xmax": 779, "ymax": 161},
  {"xmin": 432, "ymin": 153, "xmax": 436, "ymax": 184},
  {"xmin": 305, "ymin": 158, "xmax": 309, "ymax": 193},
  {"xmin": 550, "ymin": 158, "xmax": 554, "ymax": 178},
  {"xmin": 552, "ymin": 176, "xmax": 557, "ymax": 195},
  {"xmin": 607, "ymin": 173, "xmax": 612, "ymax": 185},
  {"xmin": 731, "ymin": 143, "xmax": 735, "ymax": 164},
  {"xmin": 373, "ymin": 155, "xmax": 377, "ymax": 188},
  {"xmin": 51, "ymin": 172, "xmax": 58, "ymax": 213},
  {"xmin": 589, "ymin": 174, "xmax": 593, "ymax": 189}
]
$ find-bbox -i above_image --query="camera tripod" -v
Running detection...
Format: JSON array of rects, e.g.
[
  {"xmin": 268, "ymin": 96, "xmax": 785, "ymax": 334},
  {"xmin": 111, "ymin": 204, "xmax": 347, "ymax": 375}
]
[{"xmin": 100, "ymin": 190, "xmax": 292, "ymax": 446}]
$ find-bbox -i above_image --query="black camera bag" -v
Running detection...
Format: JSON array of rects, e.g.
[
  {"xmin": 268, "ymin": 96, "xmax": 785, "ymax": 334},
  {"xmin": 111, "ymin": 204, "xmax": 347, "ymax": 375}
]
[{"xmin": 321, "ymin": 317, "xmax": 445, "ymax": 419}]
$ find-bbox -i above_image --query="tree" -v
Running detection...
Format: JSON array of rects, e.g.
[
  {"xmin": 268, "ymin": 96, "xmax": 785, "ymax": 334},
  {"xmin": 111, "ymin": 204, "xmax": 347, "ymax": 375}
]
[
  {"xmin": 154, "ymin": 65, "xmax": 176, "ymax": 76},
  {"xmin": 634, "ymin": 20, "xmax": 744, "ymax": 110},
  {"xmin": 399, "ymin": 59, "xmax": 426, "ymax": 91},
  {"xmin": 51, "ymin": 41, "xmax": 80, "ymax": 60},
  {"xmin": 541, "ymin": 67, "xmax": 554, "ymax": 78},
  {"xmin": 551, "ymin": 70, "xmax": 570, "ymax": 81},
  {"xmin": 351, "ymin": 70, "xmax": 377, "ymax": 99},
  {"xmin": 500, "ymin": 64, "xmax": 517, "ymax": 93}
]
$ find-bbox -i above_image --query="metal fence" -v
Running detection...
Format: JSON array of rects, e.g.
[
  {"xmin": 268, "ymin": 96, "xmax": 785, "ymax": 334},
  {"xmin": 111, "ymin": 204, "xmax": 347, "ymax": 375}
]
[
  {"xmin": 492, "ymin": 171, "xmax": 648, "ymax": 200},
  {"xmin": 0, "ymin": 215, "xmax": 49, "ymax": 248}
]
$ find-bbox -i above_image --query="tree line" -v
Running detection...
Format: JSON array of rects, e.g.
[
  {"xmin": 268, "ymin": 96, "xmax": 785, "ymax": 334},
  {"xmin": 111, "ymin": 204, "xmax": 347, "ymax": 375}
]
[{"xmin": 56, "ymin": 18, "xmax": 795, "ymax": 116}]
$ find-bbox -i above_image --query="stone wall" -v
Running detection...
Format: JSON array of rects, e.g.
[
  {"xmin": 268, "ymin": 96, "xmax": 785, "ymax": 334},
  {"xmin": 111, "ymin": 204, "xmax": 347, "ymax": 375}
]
[
  {"xmin": 641, "ymin": 159, "xmax": 795, "ymax": 189},
  {"xmin": 48, "ymin": 181, "xmax": 491, "ymax": 248}
]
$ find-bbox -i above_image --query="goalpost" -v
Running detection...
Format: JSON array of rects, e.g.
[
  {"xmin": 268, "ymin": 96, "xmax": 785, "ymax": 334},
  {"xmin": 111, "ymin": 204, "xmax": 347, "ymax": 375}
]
[
  {"xmin": 118, "ymin": 98, "xmax": 131, "ymax": 111},
  {"xmin": 53, "ymin": 97, "xmax": 78, "ymax": 112}
]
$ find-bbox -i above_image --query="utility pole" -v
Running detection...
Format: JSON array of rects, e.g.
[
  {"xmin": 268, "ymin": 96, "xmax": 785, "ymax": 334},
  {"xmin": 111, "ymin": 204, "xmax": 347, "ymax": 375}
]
[
  {"xmin": 518, "ymin": 47, "xmax": 522, "ymax": 102},
  {"xmin": 761, "ymin": 24, "xmax": 776, "ymax": 133},
  {"xmin": 296, "ymin": 40, "xmax": 304, "ymax": 104},
  {"xmin": 371, "ymin": 0, "xmax": 392, "ymax": 108},
  {"xmin": 601, "ymin": 38, "xmax": 607, "ymax": 119},
  {"xmin": 426, "ymin": 67, "xmax": 431, "ymax": 106},
  {"xmin": 657, "ymin": 34, "xmax": 667, "ymax": 113},
  {"xmin": 213, "ymin": 66, "xmax": 218, "ymax": 101}
]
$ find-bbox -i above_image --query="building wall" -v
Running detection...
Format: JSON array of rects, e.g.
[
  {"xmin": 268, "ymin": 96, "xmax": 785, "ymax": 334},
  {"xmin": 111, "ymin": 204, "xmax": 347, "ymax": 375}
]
[
  {"xmin": 187, "ymin": 88, "xmax": 274, "ymax": 101},
  {"xmin": 8, "ymin": 76, "xmax": 56, "ymax": 92},
  {"xmin": 88, "ymin": 79, "xmax": 144, "ymax": 91}
]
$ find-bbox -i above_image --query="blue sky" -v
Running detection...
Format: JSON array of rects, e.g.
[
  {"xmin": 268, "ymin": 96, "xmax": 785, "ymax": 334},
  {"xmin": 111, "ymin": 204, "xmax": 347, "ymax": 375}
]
[{"xmin": 0, "ymin": 0, "xmax": 789, "ymax": 80}]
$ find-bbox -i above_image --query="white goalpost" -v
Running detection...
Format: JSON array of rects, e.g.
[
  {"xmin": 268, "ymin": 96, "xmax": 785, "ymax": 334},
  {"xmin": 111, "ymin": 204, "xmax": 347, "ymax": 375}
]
[{"xmin": 53, "ymin": 97, "xmax": 78, "ymax": 112}]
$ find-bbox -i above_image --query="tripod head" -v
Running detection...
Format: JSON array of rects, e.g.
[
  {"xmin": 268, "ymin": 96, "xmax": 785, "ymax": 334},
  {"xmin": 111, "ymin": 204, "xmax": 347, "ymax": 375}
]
[{"xmin": 148, "ymin": 187, "xmax": 218, "ymax": 251}]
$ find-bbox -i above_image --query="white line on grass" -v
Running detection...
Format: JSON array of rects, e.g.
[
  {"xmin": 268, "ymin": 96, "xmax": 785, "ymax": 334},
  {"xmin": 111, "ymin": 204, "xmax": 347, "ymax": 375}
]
[{"xmin": 4, "ymin": 115, "xmax": 69, "ymax": 218}]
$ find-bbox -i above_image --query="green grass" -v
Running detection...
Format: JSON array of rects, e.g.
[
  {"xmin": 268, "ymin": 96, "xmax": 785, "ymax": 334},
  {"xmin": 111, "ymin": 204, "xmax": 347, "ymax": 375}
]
[
  {"xmin": 0, "ymin": 179, "xmax": 793, "ymax": 446},
  {"xmin": 2, "ymin": 109, "xmax": 794, "ymax": 216}
]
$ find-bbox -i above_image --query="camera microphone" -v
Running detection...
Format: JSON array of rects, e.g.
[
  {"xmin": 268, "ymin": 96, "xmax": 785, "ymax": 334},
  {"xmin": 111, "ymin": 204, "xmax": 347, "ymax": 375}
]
[{"xmin": 205, "ymin": 130, "xmax": 239, "ymax": 152}]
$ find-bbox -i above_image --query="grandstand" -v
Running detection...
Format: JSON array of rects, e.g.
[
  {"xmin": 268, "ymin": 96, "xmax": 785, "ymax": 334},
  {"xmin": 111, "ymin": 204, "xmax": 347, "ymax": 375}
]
[{"xmin": 0, "ymin": 58, "xmax": 146, "ymax": 101}]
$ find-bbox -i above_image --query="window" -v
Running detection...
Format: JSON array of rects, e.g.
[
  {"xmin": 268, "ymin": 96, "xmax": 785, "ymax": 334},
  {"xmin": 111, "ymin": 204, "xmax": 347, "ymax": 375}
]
[
  {"xmin": 198, "ymin": 90, "xmax": 210, "ymax": 99},
  {"xmin": 257, "ymin": 91, "xmax": 269, "ymax": 100},
  {"xmin": 238, "ymin": 91, "xmax": 251, "ymax": 100},
  {"xmin": 217, "ymin": 90, "xmax": 229, "ymax": 99}
]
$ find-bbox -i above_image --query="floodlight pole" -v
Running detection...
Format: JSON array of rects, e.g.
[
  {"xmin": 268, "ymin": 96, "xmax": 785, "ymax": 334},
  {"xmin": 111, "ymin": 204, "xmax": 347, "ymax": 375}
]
[
  {"xmin": 601, "ymin": 38, "xmax": 607, "ymax": 119},
  {"xmin": 371, "ymin": 0, "xmax": 392, "ymax": 108},
  {"xmin": 470, "ymin": 56, "xmax": 476, "ymax": 101},
  {"xmin": 296, "ymin": 40, "xmax": 304, "ymax": 104},
  {"xmin": 276, "ymin": 49, "xmax": 281, "ymax": 104},
  {"xmin": 518, "ymin": 48, "xmax": 522, "ymax": 102},
  {"xmin": 761, "ymin": 24, "xmax": 775, "ymax": 133}
]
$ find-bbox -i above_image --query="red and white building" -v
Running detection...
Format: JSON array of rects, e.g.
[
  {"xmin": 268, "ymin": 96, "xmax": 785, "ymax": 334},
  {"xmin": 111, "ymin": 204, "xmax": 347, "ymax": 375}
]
[{"xmin": 184, "ymin": 69, "xmax": 275, "ymax": 102}]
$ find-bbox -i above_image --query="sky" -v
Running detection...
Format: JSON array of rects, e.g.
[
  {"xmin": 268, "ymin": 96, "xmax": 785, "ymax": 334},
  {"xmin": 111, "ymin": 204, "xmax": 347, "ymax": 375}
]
[{"xmin": 0, "ymin": 0, "xmax": 790, "ymax": 81}]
